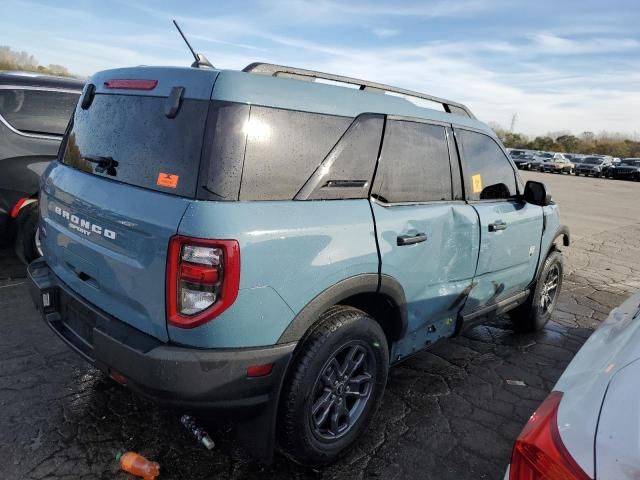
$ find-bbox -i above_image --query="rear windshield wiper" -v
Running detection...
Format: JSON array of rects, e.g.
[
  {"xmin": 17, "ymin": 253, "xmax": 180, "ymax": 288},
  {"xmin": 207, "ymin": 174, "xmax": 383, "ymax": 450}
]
[{"xmin": 83, "ymin": 155, "xmax": 119, "ymax": 176}]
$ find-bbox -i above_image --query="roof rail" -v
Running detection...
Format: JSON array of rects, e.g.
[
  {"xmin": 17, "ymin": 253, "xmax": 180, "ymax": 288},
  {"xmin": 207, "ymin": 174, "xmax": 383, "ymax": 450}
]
[{"xmin": 242, "ymin": 62, "xmax": 475, "ymax": 119}]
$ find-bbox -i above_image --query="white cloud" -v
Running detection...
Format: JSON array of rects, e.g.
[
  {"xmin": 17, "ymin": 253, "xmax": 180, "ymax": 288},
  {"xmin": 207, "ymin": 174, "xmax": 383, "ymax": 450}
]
[
  {"xmin": 372, "ymin": 28, "xmax": 399, "ymax": 38},
  {"xmin": 530, "ymin": 33, "xmax": 640, "ymax": 55}
]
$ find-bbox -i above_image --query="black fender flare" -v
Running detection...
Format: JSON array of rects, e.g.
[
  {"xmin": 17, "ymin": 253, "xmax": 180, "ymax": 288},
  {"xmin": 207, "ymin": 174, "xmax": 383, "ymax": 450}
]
[
  {"xmin": 277, "ymin": 273, "xmax": 408, "ymax": 344},
  {"xmin": 530, "ymin": 224, "xmax": 570, "ymax": 288},
  {"xmin": 553, "ymin": 225, "xmax": 570, "ymax": 248}
]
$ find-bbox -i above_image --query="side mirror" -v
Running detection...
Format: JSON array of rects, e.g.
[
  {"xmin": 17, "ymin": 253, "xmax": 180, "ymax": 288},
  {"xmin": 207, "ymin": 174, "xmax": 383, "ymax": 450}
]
[{"xmin": 524, "ymin": 180, "xmax": 552, "ymax": 206}]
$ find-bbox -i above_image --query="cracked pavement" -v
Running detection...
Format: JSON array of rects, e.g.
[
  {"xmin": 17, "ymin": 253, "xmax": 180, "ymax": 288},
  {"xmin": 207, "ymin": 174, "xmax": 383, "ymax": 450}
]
[{"xmin": 1, "ymin": 172, "xmax": 639, "ymax": 479}]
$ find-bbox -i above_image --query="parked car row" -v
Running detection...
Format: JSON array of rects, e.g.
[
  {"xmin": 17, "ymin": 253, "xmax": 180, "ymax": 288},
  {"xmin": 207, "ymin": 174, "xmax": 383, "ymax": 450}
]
[{"xmin": 507, "ymin": 148, "xmax": 639, "ymax": 181}]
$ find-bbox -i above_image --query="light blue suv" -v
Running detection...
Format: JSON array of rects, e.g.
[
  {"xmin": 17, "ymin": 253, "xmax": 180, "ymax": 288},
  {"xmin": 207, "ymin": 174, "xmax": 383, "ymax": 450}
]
[{"xmin": 28, "ymin": 62, "xmax": 569, "ymax": 466}]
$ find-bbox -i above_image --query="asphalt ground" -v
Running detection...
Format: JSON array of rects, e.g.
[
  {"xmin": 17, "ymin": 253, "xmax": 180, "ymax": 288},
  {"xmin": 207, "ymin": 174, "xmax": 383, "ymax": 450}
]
[{"xmin": 1, "ymin": 171, "xmax": 639, "ymax": 479}]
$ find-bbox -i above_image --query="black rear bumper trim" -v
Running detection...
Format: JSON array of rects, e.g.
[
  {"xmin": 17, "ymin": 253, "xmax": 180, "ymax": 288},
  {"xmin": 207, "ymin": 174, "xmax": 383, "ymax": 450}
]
[{"xmin": 27, "ymin": 257, "xmax": 296, "ymax": 411}]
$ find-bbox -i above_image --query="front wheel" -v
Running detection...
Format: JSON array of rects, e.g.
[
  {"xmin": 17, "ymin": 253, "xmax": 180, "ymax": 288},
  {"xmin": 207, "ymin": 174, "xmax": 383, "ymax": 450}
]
[
  {"xmin": 510, "ymin": 251, "xmax": 563, "ymax": 332},
  {"xmin": 278, "ymin": 306, "xmax": 389, "ymax": 466}
]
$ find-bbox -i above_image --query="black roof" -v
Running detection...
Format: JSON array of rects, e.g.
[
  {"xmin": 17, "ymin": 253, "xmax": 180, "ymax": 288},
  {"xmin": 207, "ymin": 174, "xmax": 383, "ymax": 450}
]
[{"xmin": 0, "ymin": 71, "xmax": 84, "ymax": 90}]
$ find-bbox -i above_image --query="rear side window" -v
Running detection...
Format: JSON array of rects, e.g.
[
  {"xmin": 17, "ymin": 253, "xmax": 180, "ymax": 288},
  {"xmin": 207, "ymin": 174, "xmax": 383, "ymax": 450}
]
[
  {"xmin": 457, "ymin": 129, "xmax": 517, "ymax": 201},
  {"xmin": 0, "ymin": 88, "xmax": 79, "ymax": 136},
  {"xmin": 372, "ymin": 119, "xmax": 452, "ymax": 203},
  {"xmin": 239, "ymin": 107, "xmax": 351, "ymax": 200},
  {"xmin": 62, "ymin": 93, "xmax": 208, "ymax": 198}
]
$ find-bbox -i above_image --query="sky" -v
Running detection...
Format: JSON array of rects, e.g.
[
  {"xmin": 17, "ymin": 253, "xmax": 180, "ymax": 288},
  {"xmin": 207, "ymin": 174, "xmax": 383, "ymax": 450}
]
[{"xmin": 2, "ymin": 0, "xmax": 640, "ymax": 136}]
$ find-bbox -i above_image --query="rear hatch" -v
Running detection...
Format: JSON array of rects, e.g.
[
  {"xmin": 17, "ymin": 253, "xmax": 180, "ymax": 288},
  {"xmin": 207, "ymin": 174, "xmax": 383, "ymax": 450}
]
[{"xmin": 40, "ymin": 67, "xmax": 218, "ymax": 341}]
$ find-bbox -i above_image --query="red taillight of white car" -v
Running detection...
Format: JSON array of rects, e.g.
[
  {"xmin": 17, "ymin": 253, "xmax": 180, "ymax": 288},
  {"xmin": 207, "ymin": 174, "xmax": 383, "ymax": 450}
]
[
  {"xmin": 510, "ymin": 391, "xmax": 591, "ymax": 480},
  {"xmin": 166, "ymin": 235, "xmax": 240, "ymax": 328}
]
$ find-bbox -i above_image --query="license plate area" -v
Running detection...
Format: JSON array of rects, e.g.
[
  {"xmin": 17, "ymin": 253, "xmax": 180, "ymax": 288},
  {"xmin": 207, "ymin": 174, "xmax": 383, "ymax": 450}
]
[{"xmin": 48, "ymin": 288, "xmax": 97, "ymax": 362}]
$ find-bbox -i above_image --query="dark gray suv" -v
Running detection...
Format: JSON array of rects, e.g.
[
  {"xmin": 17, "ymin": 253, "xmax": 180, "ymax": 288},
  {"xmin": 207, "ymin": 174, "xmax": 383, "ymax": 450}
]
[{"xmin": 0, "ymin": 71, "xmax": 83, "ymax": 262}]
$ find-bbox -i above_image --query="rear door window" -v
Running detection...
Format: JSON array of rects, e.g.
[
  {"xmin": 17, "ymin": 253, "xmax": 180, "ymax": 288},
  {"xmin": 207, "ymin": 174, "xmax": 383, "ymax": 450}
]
[
  {"xmin": 372, "ymin": 119, "xmax": 453, "ymax": 203},
  {"xmin": 457, "ymin": 129, "xmax": 517, "ymax": 201},
  {"xmin": 0, "ymin": 88, "xmax": 79, "ymax": 136},
  {"xmin": 62, "ymin": 93, "xmax": 209, "ymax": 198}
]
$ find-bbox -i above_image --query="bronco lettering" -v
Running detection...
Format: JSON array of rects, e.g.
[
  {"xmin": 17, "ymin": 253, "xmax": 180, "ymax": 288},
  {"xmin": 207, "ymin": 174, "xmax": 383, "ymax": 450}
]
[{"xmin": 53, "ymin": 206, "xmax": 116, "ymax": 240}]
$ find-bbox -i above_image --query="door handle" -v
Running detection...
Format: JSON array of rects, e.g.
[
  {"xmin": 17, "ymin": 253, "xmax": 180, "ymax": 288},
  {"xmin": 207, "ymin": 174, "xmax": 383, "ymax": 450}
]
[
  {"xmin": 488, "ymin": 221, "xmax": 508, "ymax": 232},
  {"xmin": 397, "ymin": 233, "xmax": 428, "ymax": 246}
]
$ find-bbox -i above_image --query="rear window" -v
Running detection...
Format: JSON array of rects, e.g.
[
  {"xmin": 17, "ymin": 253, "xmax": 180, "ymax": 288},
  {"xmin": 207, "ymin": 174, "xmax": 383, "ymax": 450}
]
[
  {"xmin": 62, "ymin": 93, "xmax": 209, "ymax": 198},
  {"xmin": 0, "ymin": 88, "xmax": 79, "ymax": 136}
]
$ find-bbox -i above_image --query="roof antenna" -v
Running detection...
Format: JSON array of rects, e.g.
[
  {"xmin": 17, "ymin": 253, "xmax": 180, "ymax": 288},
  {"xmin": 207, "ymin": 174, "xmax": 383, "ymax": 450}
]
[{"xmin": 173, "ymin": 19, "xmax": 214, "ymax": 69}]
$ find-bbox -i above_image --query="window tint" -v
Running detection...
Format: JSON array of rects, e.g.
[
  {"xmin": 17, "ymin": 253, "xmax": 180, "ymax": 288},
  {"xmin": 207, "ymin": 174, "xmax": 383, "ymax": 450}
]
[
  {"xmin": 62, "ymin": 93, "xmax": 209, "ymax": 198},
  {"xmin": 457, "ymin": 129, "xmax": 517, "ymax": 201},
  {"xmin": 299, "ymin": 114, "xmax": 384, "ymax": 200},
  {"xmin": 239, "ymin": 107, "xmax": 351, "ymax": 200},
  {"xmin": 0, "ymin": 89, "xmax": 79, "ymax": 135},
  {"xmin": 373, "ymin": 120, "xmax": 452, "ymax": 203},
  {"xmin": 197, "ymin": 101, "xmax": 250, "ymax": 201}
]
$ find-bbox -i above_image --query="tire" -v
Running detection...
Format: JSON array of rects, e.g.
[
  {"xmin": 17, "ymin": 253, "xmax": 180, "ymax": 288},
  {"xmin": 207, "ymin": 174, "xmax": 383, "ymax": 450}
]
[
  {"xmin": 509, "ymin": 250, "xmax": 563, "ymax": 332},
  {"xmin": 13, "ymin": 202, "xmax": 41, "ymax": 264},
  {"xmin": 278, "ymin": 306, "xmax": 389, "ymax": 466}
]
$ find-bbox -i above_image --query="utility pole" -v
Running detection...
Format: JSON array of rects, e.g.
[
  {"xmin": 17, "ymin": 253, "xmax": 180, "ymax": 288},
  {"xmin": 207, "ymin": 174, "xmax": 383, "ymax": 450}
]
[{"xmin": 509, "ymin": 113, "xmax": 517, "ymax": 133}]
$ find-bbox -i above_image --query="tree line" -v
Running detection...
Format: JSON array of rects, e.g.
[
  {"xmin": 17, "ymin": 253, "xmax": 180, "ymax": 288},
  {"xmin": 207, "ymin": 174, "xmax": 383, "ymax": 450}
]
[
  {"xmin": 490, "ymin": 123, "xmax": 640, "ymax": 158},
  {"xmin": 0, "ymin": 46, "xmax": 75, "ymax": 77}
]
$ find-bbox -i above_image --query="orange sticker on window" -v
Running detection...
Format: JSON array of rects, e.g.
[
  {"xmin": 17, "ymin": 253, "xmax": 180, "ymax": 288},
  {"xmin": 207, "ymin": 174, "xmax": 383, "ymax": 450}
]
[
  {"xmin": 471, "ymin": 174, "xmax": 483, "ymax": 194},
  {"xmin": 157, "ymin": 173, "xmax": 179, "ymax": 188}
]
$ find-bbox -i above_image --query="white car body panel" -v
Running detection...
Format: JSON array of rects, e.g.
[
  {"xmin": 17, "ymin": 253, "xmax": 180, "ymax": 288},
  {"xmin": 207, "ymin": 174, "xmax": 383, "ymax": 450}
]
[
  {"xmin": 554, "ymin": 291, "xmax": 640, "ymax": 477},
  {"xmin": 505, "ymin": 292, "xmax": 640, "ymax": 479},
  {"xmin": 595, "ymin": 359, "xmax": 640, "ymax": 479}
]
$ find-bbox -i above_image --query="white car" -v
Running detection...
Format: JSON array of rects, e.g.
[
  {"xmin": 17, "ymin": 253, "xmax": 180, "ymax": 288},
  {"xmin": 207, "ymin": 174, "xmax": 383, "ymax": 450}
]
[{"xmin": 505, "ymin": 291, "xmax": 640, "ymax": 479}]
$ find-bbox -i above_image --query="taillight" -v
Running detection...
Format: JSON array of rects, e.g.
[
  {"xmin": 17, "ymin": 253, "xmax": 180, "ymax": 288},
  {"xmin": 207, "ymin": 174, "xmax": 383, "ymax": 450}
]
[
  {"xmin": 166, "ymin": 236, "xmax": 240, "ymax": 328},
  {"xmin": 510, "ymin": 391, "xmax": 591, "ymax": 480},
  {"xmin": 10, "ymin": 197, "xmax": 28, "ymax": 218},
  {"xmin": 104, "ymin": 79, "xmax": 158, "ymax": 90}
]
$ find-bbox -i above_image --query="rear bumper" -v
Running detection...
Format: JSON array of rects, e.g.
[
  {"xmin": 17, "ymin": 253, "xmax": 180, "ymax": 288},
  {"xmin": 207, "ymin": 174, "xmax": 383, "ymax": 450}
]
[{"xmin": 27, "ymin": 258, "xmax": 296, "ymax": 411}]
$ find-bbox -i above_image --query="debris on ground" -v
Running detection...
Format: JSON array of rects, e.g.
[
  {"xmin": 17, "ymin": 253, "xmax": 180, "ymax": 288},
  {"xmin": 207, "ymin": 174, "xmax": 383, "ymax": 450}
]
[
  {"xmin": 118, "ymin": 451, "xmax": 160, "ymax": 480},
  {"xmin": 181, "ymin": 414, "xmax": 215, "ymax": 450},
  {"xmin": 506, "ymin": 379, "xmax": 527, "ymax": 387}
]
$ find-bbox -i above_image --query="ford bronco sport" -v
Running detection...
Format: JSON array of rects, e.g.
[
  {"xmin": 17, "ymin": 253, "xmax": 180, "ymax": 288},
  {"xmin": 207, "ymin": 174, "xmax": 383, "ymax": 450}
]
[
  {"xmin": 0, "ymin": 71, "xmax": 82, "ymax": 263},
  {"xmin": 28, "ymin": 63, "xmax": 569, "ymax": 466}
]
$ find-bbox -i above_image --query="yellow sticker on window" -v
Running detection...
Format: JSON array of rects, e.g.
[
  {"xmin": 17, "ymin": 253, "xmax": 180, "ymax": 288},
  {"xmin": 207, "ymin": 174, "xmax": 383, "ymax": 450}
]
[{"xmin": 471, "ymin": 174, "xmax": 483, "ymax": 193}]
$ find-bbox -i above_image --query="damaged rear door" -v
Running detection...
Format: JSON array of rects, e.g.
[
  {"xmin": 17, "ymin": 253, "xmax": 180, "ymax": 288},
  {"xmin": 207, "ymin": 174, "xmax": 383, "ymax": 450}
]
[{"xmin": 370, "ymin": 118, "xmax": 479, "ymax": 357}]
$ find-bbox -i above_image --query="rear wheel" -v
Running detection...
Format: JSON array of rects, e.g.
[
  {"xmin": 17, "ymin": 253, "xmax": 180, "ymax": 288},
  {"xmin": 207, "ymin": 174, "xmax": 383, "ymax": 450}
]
[
  {"xmin": 13, "ymin": 202, "xmax": 41, "ymax": 264},
  {"xmin": 278, "ymin": 306, "xmax": 389, "ymax": 466},
  {"xmin": 510, "ymin": 251, "xmax": 563, "ymax": 332}
]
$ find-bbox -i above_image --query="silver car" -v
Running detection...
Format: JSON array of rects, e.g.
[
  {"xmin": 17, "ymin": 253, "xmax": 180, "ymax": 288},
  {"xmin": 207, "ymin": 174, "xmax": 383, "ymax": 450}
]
[{"xmin": 505, "ymin": 291, "xmax": 640, "ymax": 479}]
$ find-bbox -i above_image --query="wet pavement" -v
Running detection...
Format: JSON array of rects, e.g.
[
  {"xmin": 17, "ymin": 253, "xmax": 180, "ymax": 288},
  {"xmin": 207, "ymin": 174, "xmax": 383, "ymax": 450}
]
[{"xmin": 1, "ymin": 185, "xmax": 640, "ymax": 479}]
